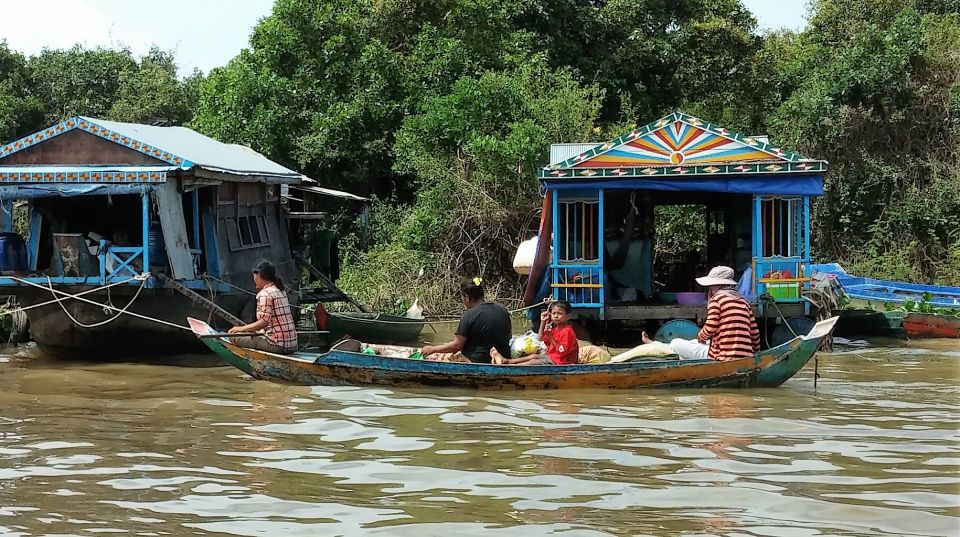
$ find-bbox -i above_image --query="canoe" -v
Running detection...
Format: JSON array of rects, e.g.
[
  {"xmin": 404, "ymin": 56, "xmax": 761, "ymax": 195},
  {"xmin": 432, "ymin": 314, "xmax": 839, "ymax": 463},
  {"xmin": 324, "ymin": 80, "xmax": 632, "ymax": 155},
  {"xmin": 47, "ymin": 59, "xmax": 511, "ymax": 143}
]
[
  {"xmin": 810, "ymin": 263, "xmax": 960, "ymax": 309},
  {"xmin": 188, "ymin": 317, "xmax": 837, "ymax": 390},
  {"xmin": 902, "ymin": 312, "xmax": 960, "ymax": 339},
  {"xmin": 833, "ymin": 309, "xmax": 907, "ymax": 339},
  {"xmin": 326, "ymin": 311, "xmax": 424, "ymax": 344}
]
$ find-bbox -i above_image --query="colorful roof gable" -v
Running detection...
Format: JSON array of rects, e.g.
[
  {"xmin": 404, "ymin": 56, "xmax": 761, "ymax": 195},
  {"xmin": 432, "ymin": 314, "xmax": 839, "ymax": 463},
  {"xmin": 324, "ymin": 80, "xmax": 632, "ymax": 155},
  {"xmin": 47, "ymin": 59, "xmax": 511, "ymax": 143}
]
[{"xmin": 540, "ymin": 112, "xmax": 827, "ymax": 179}]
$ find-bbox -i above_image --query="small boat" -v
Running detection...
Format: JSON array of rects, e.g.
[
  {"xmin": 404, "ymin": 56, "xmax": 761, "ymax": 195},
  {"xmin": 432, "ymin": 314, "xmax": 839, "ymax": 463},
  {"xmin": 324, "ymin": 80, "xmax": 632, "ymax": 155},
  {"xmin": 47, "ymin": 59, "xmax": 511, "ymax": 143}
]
[
  {"xmin": 902, "ymin": 312, "xmax": 960, "ymax": 339},
  {"xmin": 810, "ymin": 264, "xmax": 960, "ymax": 308},
  {"xmin": 326, "ymin": 311, "xmax": 425, "ymax": 344},
  {"xmin": 188, "ymin": 317, "xmax": 837, "ymax": 390},
  {"xmin": 834, "ymin": 309, "xmax": 907, "ymax": 339}
]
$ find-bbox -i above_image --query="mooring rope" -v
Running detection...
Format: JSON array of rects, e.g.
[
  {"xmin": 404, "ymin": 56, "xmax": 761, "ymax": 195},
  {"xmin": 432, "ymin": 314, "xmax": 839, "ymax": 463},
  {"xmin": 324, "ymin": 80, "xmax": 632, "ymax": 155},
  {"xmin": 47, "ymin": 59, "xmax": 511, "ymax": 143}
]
[
  {"xmin": 1, "ymin": 276, "xmax": 143, "ymax": 316},
  {"xmin": 8, "ymin": 274, "xmax": 191, "ymax": 331},
  {"xmin": 46, "ymin": 274, "xmax": 150, "ymax": 328}
]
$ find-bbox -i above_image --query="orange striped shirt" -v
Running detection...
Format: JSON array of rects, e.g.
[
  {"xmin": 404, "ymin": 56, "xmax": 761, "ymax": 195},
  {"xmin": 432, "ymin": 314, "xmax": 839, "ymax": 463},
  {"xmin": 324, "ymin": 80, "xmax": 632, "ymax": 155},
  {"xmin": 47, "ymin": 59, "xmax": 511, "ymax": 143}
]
[{"xmin": 697, "ymin": 290, "xmax": 760, "ymax": 361}]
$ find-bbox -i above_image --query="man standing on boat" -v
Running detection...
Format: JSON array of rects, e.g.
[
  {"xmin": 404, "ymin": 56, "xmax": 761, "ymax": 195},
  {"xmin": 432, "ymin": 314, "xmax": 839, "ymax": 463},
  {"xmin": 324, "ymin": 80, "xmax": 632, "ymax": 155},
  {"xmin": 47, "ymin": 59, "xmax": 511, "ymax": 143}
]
[
  {"xmin": 421, "ymin": 278, "xmax": 511, "ymax": 363},
  {"xmin": 228, "ymin": 260, "xmax": 298, "ymax": 354},
  {"xmin": 644, "ymin": 266, "xmax": 759, "ymax": 361}
]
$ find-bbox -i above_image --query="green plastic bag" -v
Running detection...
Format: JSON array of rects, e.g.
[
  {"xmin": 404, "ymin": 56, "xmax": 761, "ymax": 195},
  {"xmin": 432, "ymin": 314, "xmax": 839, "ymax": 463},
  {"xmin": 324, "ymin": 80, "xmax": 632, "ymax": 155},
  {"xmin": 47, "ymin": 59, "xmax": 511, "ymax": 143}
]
[
  {"xmin": 361, "ymin": 347, "xmax": 377, "ymax": 356},
  {"xmin": 408, "ymin": 351, "xmax": 424, "ymax": 360}
]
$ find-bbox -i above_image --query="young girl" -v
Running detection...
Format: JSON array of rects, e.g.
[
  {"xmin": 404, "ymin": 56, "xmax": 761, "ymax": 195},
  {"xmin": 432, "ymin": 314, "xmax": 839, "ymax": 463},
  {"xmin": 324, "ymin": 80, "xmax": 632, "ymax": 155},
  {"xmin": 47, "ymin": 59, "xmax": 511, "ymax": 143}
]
[{"xmin": 492, "ymin": 301, "xmax": 579, "ymax": 365}]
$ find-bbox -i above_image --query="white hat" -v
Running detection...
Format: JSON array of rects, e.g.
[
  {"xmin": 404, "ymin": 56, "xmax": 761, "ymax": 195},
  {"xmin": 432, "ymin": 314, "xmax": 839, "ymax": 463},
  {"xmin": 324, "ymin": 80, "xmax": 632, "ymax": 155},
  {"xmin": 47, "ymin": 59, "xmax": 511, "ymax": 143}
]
[{"xmin": 696, "ymin": 265, "xmax": 737, "ymax": 287}]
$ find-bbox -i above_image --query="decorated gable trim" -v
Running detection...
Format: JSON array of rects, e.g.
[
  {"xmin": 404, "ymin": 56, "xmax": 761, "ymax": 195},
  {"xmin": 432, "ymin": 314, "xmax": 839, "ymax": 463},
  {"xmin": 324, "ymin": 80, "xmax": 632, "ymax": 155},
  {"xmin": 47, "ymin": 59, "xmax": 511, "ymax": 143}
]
[
  {"xmin": 538, "ymin": 160, "xmax": 826, "ymax": 179},
  {"xmin": 0, "ymin": 117, "xmax": 193, "ymax": 168},
  {"xmin": 548, "ymin": 112, "xmax": 814, "ymax": 171}
]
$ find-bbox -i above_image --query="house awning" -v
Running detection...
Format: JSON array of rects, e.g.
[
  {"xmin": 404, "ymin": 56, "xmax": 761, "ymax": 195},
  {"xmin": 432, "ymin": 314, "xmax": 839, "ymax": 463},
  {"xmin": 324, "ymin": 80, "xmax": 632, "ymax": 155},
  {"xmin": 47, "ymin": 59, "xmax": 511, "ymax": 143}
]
[
  {"xmin": 291, "ymin": 184, "xmax": 369, "ymax": 201},
  {"xmin": 0, "ymin": 183, "xmax": 159, "ymax": 199},
  {"xmin": 543, "ymin": 174, "xmax": 824, "ymax": 195}
]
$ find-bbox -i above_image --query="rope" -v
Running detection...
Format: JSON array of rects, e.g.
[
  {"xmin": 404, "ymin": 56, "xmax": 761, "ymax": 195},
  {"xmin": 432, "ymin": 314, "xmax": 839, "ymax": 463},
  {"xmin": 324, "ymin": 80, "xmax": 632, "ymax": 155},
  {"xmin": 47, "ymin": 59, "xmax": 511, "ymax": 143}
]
[
  {"xmin": 203, "ymin": 273, "xmax": 256, "ymax": 296},
  {"xmin": 46, "ymin": 274, "xmax": 150, "ymax": 328},
  {"xmin": 9, "ymin": 275, "xmax": 191, "ymax": 331},
  {"xmin": 0, "ymin": 276, "xmax": 142, "ymax": 316}
]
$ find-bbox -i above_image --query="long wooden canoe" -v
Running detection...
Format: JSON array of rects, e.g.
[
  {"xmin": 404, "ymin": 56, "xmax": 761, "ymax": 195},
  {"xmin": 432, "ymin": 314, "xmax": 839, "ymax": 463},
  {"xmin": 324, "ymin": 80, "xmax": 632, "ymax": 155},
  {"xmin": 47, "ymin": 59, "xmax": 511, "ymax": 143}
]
[{"xmin": 189, "ymin": 317, "xmax": 837, "ymax": 390}]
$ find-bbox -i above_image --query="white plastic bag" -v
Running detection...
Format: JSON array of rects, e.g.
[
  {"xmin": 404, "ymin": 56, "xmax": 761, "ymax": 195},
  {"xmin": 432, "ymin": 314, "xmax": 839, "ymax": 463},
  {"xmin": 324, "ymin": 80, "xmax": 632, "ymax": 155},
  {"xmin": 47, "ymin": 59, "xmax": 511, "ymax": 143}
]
[
  {"xmin": 509, "ymin": 331, "xmax": 545, "ymax": 358},
  {"xmin": 404, "ymin": 298, "xmax": 424, "ymax": 319}
]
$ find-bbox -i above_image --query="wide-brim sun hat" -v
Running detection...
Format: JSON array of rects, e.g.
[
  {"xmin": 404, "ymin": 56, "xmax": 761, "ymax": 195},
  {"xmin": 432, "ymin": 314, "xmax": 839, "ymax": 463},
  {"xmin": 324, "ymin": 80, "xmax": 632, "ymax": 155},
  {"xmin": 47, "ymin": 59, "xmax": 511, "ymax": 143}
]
[{"xmin": 696, "ymin": 265, "xmax": 738, "ymax": 287}]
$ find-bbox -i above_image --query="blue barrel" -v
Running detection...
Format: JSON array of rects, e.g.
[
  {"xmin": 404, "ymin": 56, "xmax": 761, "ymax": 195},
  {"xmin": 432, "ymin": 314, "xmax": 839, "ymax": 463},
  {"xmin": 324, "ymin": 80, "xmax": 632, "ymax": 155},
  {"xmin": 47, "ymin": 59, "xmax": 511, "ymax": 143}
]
[
  {"xmin": 148, "ymin": 226, "xmax": 168, "ymax": 266},
  {"xmin": 654, "ymin": 319, "xmax": 700, "ymax": 344},
  {"xmin": 0, "ymin": 233, "xmax": 27, "ymax": 273}
]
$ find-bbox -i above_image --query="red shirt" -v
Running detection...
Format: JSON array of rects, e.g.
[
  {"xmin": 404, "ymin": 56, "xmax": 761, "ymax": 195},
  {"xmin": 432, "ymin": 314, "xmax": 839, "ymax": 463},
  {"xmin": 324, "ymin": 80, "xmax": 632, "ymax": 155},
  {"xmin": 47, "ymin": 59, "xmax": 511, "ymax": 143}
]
[
  {"xmin": 544, "ymin": 323, "xmax": 578, "ymax": 365},
  {"xmin": 697, "ymin": 290, "xmax": 760, "ymax": 361}
]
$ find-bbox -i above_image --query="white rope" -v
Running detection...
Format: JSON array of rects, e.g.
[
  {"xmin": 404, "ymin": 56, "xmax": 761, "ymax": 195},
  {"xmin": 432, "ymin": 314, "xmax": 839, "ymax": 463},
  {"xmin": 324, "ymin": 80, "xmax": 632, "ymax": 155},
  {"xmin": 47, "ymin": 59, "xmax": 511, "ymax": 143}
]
[
  {"xmin": 47, "ymin": 274, "xmax": 150, "ymax": 328},
  {"xmin": 203, "ymin": 273, "xmax": 256, "ymax": 296},
  {"xmin": 1, "ymin": 276, "xmax": 141, "ymax": 316},
  {"xmin": 9, "ymin": 275, "xmax": 191, "ymax": 331}
]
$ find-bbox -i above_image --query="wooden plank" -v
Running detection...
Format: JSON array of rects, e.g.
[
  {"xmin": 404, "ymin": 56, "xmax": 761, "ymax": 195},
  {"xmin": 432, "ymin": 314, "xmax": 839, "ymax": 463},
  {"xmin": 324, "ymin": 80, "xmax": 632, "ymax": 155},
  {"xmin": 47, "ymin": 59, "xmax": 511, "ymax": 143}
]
[{"xmin": 153, "ymin": 179, "xmax": 196, "ymax": 279}]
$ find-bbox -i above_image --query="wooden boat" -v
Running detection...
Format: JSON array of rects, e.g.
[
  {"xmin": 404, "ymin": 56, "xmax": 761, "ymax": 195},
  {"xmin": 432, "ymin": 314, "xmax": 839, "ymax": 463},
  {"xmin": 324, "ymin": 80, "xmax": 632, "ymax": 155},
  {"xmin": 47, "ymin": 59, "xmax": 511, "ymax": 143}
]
[
  {"xmin": 834, "ymin": 309, "xmax": 907, "ymax": 339},
  {"xmin": 902, "ymin": 312, "xmax": 960, "ymax": 339},
  {"xmin": 326, "ymin": 311, "xmax": 425, "ymax": 344},
  {"xmin": 188, "ymin": 316, "xmax": 837, "ymax": 390},
  {"xmin": 811, "ymin": 264, "xmax": 960, "ymax": 308}
]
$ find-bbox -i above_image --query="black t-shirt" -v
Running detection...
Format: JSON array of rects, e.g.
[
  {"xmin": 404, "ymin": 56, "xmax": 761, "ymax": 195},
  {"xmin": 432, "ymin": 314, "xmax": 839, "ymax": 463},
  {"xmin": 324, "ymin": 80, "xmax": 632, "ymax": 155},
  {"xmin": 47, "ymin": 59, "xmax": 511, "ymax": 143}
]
[{"xmin": 456, "ymin": 302, "xmax": 512, "ymax": 363}]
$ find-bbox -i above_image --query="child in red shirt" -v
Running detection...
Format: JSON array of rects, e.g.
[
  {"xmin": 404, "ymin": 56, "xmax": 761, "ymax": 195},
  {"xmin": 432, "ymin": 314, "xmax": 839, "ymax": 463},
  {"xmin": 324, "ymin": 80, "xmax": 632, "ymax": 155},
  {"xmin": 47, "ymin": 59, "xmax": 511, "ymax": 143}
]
[{"xmin": 492, "ymin": 301, "xmax": 579, "ymax": 365}]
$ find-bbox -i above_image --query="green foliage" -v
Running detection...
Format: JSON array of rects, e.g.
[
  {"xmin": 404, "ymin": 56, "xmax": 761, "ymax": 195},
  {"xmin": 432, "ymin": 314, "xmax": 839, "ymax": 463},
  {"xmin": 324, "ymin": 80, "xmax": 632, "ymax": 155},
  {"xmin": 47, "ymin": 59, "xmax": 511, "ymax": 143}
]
[{"xmin": 0, "ymin": 43, "xmax": 201, "ymax": 139}]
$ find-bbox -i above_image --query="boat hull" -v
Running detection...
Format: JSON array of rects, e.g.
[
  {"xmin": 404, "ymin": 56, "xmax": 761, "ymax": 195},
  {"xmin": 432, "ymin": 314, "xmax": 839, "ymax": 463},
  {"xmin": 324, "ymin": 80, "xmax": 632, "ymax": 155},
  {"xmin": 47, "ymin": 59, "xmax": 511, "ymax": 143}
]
[
  {"xmin": 191, "ymin": 318, "xmax": 830, "ymax": 390},
  {"xmin": 15, "ymin": 286, "xmax": 248, "ymax": 358},
  {"xmin": 902, "ymin": 313, "xmax": 960, "ymax": 339},
  {"xmin": 326, "ymin": 312, "xmax": 424, "ymax": 344}
]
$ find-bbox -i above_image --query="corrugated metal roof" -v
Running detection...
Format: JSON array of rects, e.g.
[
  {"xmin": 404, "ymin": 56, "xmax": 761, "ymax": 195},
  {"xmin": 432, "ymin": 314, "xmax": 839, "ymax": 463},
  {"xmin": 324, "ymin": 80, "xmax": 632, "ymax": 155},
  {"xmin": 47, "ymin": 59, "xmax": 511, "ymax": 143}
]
[
  {"xmin": 549, "ymin": 143, "xmax": 599, "ymax": 165},
  {"xmin": 80, "ymin": 117, "xmax": 302, "ymax": 181},
  {"xmin": 291, "ymin": 184, "xmax": 369, "ymax": 202}
]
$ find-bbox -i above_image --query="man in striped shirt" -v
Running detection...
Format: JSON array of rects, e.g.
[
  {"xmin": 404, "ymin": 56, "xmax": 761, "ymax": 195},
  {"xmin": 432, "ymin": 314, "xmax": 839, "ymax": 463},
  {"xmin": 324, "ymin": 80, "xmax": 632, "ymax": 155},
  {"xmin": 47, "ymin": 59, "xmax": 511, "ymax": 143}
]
[{"xmin": 665, "ymin": 266, "xmax": 760, "ymax": 361}]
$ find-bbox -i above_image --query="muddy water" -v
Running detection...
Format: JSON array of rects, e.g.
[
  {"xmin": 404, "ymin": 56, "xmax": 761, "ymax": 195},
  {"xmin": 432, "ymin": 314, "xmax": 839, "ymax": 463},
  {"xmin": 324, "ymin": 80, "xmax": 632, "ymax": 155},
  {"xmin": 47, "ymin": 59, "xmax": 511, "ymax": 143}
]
[{"xmin": 0, "ymin": 337, "xmax": 958, "ymax": 536}]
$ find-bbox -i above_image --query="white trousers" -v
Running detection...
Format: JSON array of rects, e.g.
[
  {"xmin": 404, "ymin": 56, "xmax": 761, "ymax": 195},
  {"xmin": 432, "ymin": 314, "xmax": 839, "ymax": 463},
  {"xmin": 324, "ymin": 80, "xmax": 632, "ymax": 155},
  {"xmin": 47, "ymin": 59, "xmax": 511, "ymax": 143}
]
[{"xmin": 669, "ymin": 338, "xmax": 710, "ymax": 360}]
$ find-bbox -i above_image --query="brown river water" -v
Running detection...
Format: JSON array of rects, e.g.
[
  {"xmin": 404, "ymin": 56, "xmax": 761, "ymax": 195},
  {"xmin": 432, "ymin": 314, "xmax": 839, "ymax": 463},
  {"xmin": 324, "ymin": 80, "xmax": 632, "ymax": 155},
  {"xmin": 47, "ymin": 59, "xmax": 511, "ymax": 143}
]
[{"xmin": 1, "ymin": 335, "xmax": 958, "ymax": 536}]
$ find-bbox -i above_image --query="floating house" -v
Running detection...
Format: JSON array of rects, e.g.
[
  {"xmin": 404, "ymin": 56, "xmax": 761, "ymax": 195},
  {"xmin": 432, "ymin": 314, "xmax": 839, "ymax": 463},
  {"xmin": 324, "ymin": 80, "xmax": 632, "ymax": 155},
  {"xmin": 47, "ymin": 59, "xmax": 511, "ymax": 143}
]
[
  {"xmin": 523, "ymin": 112, "xmax": 828, "ymax": 329},
  {"xmin": 0, "ymin": 117, "xmax": 347, "ymax": 356}
]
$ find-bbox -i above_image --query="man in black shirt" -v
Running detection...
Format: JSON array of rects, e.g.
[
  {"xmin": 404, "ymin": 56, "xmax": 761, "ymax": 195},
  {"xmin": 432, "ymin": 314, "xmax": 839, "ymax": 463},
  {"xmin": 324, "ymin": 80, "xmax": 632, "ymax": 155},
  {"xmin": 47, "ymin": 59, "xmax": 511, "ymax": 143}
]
[{"xmin": 422, "ymin": 278, "xmax": 512, "ymax": 363}]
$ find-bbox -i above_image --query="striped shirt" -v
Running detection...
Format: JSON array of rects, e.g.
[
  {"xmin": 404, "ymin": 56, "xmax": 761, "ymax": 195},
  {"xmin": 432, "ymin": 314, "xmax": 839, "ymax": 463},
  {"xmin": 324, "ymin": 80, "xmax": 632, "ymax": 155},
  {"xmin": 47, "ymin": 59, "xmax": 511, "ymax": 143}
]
[
  {"xmin": 256, "ymin": 284, "xmax": 298, "ymax": 352},
  {"xmin": 697, "ymin": 290, "xmax": 760, "ymax": 361}
]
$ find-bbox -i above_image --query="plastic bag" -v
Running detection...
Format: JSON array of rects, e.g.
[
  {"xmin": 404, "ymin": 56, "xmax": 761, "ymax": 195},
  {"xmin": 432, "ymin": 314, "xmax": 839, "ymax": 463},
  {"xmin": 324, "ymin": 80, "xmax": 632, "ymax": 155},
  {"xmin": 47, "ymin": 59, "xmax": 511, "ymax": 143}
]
[
  {"xmin": 509, "ymin": 331, "xmax": 545, "ymax": 358},
  {"xmin": 404, "ymin": 298, "xmax": 424, "ymax": 319}
]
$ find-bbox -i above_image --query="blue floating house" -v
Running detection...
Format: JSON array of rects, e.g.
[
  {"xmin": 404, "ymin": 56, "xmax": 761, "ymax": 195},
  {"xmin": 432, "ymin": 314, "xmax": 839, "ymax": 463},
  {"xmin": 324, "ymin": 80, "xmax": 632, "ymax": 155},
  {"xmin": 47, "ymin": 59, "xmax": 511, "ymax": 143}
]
[
  {"xmin": 0, "ymin": 117, "xmax": 353, "ymax": 356},
  {"xmin": 524, "ymin": 112, "xmax": 828, "ymax": 326}
]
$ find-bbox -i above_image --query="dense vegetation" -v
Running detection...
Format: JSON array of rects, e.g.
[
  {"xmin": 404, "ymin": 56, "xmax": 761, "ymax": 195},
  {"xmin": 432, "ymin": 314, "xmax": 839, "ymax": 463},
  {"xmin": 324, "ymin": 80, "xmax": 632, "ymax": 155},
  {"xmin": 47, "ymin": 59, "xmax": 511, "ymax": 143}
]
[{"xmin": 1, "ymin": 0, "xmax": 958, "ymax": 313}]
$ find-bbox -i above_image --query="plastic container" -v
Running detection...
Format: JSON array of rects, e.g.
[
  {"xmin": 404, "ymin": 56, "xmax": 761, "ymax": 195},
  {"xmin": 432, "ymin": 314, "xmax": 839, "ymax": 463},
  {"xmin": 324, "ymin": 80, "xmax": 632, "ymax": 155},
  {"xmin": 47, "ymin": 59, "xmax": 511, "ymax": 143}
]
[
  {"xmin": 148, "ymin": 226, "xmax": 168, "ymax": 267},
  {"xmin": 767, "ymin": 283, "xmax": 800, "ymax": 300},
  {"xmin": 676, "ymin": 292, "xmax": 707, "ymax": 306},
  {"xmin": 0, "ymin": 233, "xmax": 27, "ymax": 274},
  {"xmin": 512, "ymin": 236, "xmax": 539, "ymax": 275}
]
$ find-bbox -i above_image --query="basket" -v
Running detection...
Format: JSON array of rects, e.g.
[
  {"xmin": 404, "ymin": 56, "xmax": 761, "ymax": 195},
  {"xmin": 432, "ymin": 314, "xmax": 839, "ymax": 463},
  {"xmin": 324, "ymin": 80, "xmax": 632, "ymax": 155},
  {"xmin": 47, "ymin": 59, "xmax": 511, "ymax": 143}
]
[{"xmin": 767, "ymin": 282, "xmax": 800, "ymax": 300}]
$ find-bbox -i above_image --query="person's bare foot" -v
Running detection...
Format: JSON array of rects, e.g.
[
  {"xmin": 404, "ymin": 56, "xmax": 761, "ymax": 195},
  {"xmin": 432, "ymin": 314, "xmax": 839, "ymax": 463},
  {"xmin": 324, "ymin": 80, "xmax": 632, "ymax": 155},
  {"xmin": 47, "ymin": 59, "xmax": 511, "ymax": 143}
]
[
  {"xmin": 641, "ymin": 331, "xmax": 653, "ymax": 344},
  {"xmin": 490, "ymin": 347, "xmax": 505, "ymax": 365}
]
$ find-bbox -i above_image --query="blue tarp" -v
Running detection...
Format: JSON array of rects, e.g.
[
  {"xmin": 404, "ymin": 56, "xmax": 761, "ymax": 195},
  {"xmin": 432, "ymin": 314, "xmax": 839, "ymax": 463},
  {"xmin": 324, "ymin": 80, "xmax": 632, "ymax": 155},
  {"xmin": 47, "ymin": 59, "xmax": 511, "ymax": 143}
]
[
  {"xmin": 0, "ymin": 184, "xmax": 157, "ymax": 199},
  {"xmin": 543, "ymin": 175, "xmax": 824, "ymax": 195}
]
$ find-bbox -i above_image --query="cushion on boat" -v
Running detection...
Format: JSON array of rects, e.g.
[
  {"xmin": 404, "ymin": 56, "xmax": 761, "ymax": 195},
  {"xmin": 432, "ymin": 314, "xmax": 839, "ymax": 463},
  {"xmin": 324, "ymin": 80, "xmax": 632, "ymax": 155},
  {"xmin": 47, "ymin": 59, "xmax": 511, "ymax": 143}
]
[{"xmin": 578, "ymin": 345, "xmax": 612, "ymax": 364}]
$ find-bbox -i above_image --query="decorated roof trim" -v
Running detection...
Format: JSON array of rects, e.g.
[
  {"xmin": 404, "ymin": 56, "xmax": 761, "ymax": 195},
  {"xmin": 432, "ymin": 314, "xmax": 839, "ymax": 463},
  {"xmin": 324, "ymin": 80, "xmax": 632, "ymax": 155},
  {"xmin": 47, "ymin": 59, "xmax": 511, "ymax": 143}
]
[
  {"xmin": 0, "ymin": 165, "xmax": 175, "ymax": 184},
  {"xmin": 547, "ymin": 111, "xmax": 820, "ymax": 171},
  {"xmin": 538, "ymin": 160, "xmax": 826, "ymax": 179},
  {"xmin": 0, "ymin": 117, "xmax": 193, "ymax": 168}
]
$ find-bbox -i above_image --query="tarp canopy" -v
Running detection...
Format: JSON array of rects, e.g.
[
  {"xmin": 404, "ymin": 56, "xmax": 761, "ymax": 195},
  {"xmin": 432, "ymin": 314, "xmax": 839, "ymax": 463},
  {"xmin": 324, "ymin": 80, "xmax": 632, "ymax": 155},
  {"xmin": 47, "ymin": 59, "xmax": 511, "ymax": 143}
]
[
  {"xmin": 0, "ymin": 183, "xmax": 157, "ymax": 199},
  {"xmin": 543, "ymin": 174, "xmax": 823, "ymax": 195}
]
